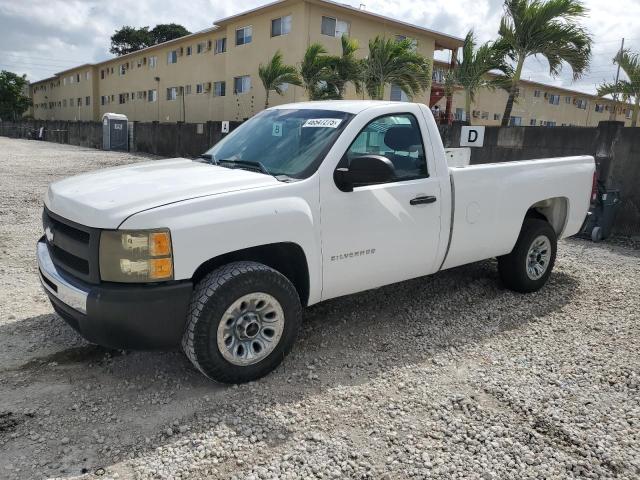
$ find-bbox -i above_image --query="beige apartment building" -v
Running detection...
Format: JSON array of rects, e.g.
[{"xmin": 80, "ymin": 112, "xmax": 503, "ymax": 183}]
[
  {"xmin": 431, "ymin": 60, "xmax": 635, "ymax": 127},
  {"xmin": 29, "ymin": 0, "xmax": 462, "ymax": 123}
]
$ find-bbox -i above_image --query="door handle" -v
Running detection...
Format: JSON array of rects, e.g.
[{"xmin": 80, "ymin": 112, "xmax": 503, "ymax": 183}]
[{"xmin": 410, "ymin": 195, "xmax": 437, "ymax": 205}]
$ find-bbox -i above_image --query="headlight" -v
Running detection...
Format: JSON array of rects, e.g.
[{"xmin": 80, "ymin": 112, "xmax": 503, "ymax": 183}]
[{"xmin": 99, "ymin": 229, "xmax": 173, "ymax": 282}]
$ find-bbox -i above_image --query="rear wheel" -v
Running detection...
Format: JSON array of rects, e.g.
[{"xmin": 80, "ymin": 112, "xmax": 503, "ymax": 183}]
[
  {"xmin": 182, "ymin": 261, "xmax": 301, "ymax": 383},
  {"xmin": 498, "ymin": 218, "xmax": 557, "ymax": 293}
]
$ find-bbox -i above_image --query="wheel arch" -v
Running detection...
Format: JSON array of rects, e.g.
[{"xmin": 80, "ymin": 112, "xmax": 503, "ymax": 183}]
[
  {"xmin": 191, "ymin": 242, "xmax": 310, "ymax": 306},
  {"xmin": 525, "ymin": 196, "xmax": 569, "ymax": 237}
]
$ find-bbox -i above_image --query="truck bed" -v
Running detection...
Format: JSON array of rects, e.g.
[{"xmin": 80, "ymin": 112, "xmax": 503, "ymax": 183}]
[{"xmin": 441, "ymin": 156, "xmax": 595, "ymax": 270}]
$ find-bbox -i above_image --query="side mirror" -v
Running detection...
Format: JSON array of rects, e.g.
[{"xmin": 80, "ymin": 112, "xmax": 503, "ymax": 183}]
[{"xmin": 334, "ymin": 155, "xmax": 396, "ymax": 192}]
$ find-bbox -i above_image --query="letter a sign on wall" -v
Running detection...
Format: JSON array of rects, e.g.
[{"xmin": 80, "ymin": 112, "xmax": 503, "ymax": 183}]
[{"xmin": 460, "ymin": 126, "xmax": 485, "ymax": 147}]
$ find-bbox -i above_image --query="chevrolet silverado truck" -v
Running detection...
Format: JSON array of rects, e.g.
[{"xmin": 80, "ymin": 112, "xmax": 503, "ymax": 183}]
[{"xmin": 37, "ymin": 101, "xmax": 594, "ymax": 383}]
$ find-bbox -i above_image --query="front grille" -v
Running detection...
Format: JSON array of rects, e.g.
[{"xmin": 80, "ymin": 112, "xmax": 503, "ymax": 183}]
[{"xmin": 43, "ymin": 207, "xmax": 101, "ymax": 284}]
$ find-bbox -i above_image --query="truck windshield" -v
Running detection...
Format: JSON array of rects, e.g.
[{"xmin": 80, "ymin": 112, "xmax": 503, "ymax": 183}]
[{"xmin": 203, "ymin": 109, "xmax": 353, "ymax": 179}]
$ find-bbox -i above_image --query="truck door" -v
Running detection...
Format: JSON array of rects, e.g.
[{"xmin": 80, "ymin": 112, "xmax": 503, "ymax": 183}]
[{"xmin": 319, "ymin": 108, "xmax": 444, "ymax": 300}]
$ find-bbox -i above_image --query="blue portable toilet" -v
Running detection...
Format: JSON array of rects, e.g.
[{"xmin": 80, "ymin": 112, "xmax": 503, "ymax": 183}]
[{"xmin": 102, "ymin": 113, "xmax": 128, "ymax": 151}]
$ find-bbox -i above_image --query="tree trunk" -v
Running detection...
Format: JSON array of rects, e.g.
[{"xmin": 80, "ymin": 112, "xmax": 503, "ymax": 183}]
[
  {"xmin": 501, "ymin": 56, "xmax": 525, "ymax": 127},
  {"xmin": 465, "ymin": 90, "xmax": 472, "ymax": 125},
  {"xmin": 632, "ymin": 98, "xmax": 639, "ymax": 127},
  {"xmin": 265, "ymin": 90, "xmax": 270, "ymax": 109}
]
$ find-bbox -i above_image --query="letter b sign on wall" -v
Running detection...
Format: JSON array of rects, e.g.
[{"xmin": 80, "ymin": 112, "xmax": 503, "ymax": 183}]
[{"xmin": 460, "ymin": 126, "xmax": 485, "ymax": 147}]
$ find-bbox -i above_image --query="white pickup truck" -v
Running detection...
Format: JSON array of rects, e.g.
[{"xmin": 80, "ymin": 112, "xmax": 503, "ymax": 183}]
[{"xmin": 37, "ymin": 101, "xmax": 594, "ymax": 383}]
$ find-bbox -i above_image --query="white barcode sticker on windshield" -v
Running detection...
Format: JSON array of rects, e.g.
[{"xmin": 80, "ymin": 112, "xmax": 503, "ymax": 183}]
[{"xmin": 302, "ymin": 118, "xmax": 342, "ymax": 128}]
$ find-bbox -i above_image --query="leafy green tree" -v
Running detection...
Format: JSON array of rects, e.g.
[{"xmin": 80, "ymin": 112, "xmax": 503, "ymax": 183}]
[
  {"xmin": 0, "ymin": 71, "xmax": 32, "ymax": 121},
  {"xmin": 149, "ymin": 24, "xmax": 191, "ymax": 44},
  {"xmin": 363, "ymin": 36, "xmax": 432, "ymax": 101},
  {"xmin": 451, "ymin": 31, "xmax": 512, "ymax": 124},
  {"xmin": 110, "ymin": 24, "xmax": 191, "ymax": 56},
  {"xmin": 498, "ymin": 0, "xmax": 592, "ymax": 126},
  {"xmin": 258, "ymin": 50, "xmax": 302, "ymax": 108},
  {"xmin": 598, "ymin": 49, "xmax": 640, "ymax": 127},
  {"xmin": 110, "ymin": 26, "xmax": 152, "ymax": 56}
]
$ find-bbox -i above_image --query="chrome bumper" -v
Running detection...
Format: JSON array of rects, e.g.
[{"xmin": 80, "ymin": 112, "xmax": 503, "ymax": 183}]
[{"xmin": 37, "ymin": 240, "xmax": 89, "ymax": 314}]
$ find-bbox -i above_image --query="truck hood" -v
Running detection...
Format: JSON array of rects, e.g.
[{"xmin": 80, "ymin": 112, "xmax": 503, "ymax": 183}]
[{"xmin": 45, "ymin": 158, "xmax": 280, "ymax": 228}]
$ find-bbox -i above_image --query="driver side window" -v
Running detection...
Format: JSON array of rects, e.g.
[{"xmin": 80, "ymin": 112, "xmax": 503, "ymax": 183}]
[{"xmin": 345, "ymin": 113, "xmax": 428, "ymax": 181}]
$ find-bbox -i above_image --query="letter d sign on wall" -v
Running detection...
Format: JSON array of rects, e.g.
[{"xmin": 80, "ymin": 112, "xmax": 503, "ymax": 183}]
[{"xmin": 460, "ymin": 126, "xmax": 485, "ymax": 147}]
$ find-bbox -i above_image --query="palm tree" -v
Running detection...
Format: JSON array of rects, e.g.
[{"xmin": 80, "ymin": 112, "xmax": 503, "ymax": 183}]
[
  {"xmin": 299, "ymin": 38, "xmax": 363, "ymax": 101},
  {"xmin": 363, "ymin": 36, "xmax": 432, "ymax": 100},
  {"xmin": 498, "ymin": 0, "xmax": 592, "ymax": 126},
  {"xmin": 451, "ymin": 31, "xmax": 512, "ymax": 124},
  {"xmin": 598, "ymin": 49, "xmax": 640, "ymax": 127},
  {"xmin": 299, "ymin": 43, "xmax": 337, "ymax": 100},
  {"xmin": 328, "ymin": 35, "xmax": 363, "ymax": 99},
  {"xmin": 258, "ymin": 50, "xmax": 302, "ymax": 108}
]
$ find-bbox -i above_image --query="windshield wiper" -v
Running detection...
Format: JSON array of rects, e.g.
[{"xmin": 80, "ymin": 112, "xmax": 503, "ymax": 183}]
[
  {"xmin": 218, "ymin": 159, "xmax": 272, "ymax": 177},
  {"xmin": 198, "ymin": 153, "xmax": 217, "ymax": 165}
]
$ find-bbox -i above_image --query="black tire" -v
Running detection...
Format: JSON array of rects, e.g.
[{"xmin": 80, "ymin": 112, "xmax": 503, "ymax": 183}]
[
  {"xmin": 498, "ymin": 218, "xmax": 557, "ymax": 293},
  {"xmin": 182, "ymin": 261, "xmax": 302, "ymax": 384}
]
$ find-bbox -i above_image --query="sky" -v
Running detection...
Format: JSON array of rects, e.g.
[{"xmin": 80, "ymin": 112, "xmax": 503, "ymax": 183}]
[{"xmin": 1, "ymin": 0, "xmax": 638, "ymax": 95}]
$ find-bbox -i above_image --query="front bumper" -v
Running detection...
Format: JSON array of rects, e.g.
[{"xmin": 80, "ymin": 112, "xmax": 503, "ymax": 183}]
[{"xmin": 37, "ymin": 238, "xmax": 192, "ymax": 349}]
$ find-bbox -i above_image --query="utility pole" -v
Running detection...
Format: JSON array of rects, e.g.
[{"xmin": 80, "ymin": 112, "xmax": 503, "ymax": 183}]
[{"xmin": 610, "ymin": 38, "xmax": 625, "ymax": 121}]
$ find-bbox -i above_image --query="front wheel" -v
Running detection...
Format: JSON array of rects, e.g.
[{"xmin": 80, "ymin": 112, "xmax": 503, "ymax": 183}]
[
  {"xmin": 182, "ymin": 261, "xmax": 302, "ymax": 383},
  {"xmin": 498, "ymin": 218, "xmax": 557, "ymax": 293}
]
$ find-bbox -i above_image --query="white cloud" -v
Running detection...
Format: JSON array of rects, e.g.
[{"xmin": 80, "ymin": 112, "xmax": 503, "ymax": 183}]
[{"xmin": 1, "ymin": 0, "xmax": 638, "ymax": 94}]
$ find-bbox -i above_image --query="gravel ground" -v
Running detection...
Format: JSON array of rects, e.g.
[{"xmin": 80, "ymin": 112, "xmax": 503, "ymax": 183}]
[{"xmin": 0, "ymin": 137, "xmax": 638, "ymax": 480}]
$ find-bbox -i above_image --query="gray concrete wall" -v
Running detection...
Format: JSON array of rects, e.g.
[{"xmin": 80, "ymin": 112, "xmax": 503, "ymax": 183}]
[{"xmin": 0, "ymin": 120, "xmax": 240, "ymax": 158}]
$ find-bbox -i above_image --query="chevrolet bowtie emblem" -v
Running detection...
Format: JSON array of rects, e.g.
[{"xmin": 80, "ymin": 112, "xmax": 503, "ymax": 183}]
[{"xmin": 45, "ymin": 226, "xmax": 54, "ymax": 243}]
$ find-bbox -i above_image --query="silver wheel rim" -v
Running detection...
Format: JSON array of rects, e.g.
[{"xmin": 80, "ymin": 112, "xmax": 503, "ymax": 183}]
[
  {"xmin": 216, "ymin": 292, "xmax": 285, "ymax": 366},
  {"xmin": 526, "ymin": 235, "xmax": 551, "ymax": 280}
]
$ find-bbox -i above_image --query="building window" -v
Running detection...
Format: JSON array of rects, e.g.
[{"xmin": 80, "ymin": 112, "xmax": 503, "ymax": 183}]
[
  {"xmin": 215, "ymin": 37, "xmax": 227, "ymax": 54},
  {"xmin": 196, "ymin": 83, "xmax": 204, "ymax": 94},
  {"xmin": 119, "ymin": 94, "xmax": 126, "ymax": 104},
  {"xmin": 509, "ymin": 116, "xmax": 522, "ymax": 126},
  {"xmin": 321, "ymin": 16, "xmax": 350, "ymax": 37},
  {"xmin": 85, "ymin": 71, "xmax": 90, "ymax": 80},
  {"xmin": 148, "ymin": 89, "xmax": 157, "ymax": 102},
  {"xmin": 100, "ymin": 96, "xmax": 106, "ymax": 106},
  {"xmin": 533, "ymin": 90, "xmax": 541, "ymax": 98},
  {"xmin": 547, "ymin": 121, "xmax": 557, "ymax": 127},
  {"xmin": 549, "ymin": 94, "xmax": 560, "ymax": 105},
  {"xmin": 77, "ymin": 97, "xmax": 82, "ymax": 107},
  {"xmin": 395, "ymin": 34, "xmax": 417, "ymax": 51},
  {"xmin": 76, "ymin": 74, "xmax": 80, "ymax": 83},
  {"xmin": 149, "ymin": 56, "xmax": 157, "ymax": 68},
  {"xmin": 595, "ymin": 103, "xmax": 605, "ymax": 113},
  {"xmin": 186, "ymin": 46, "xmax": 192, "ymax": 56},
  {"xmin": 626, "ymin": 109, "xmax": 633, "ymax": 119},
  {"xmin": 233, "ymin": 75, "xmax": 251, "ymax": 94},
  {"xmin": 565, "ymin": 96, "xmax": 572, "ymax": 104},
  {"xmin": 167, "ymin": 51, "xmax": 178, "ymax": 64},
  {"xmin": 576, "ymin": 99, "xmax": 587, "ymax": 109},
  {"xmin": 390, "ymin": 84, "xmax": 408, "ymax": 102},
  {"xmin": 185, "ymin": 84, "xmax": 192, "ymax": 95},
  {"xmin": 214, "ymin": 81, "xmax": 226, "ymax": 97},
  {"xmin": 271, "ymin": 15, "xmax": 292, "ymax": 37},
  {"xmin": 166, "ymin": 87, "xmax": 178, "ymax": 100},
  {"xmin": 494, "ymin": 113, "xmax": 501, "ymax": 121},
  {"xmin": 119, "ymin": 64, "xmax": 126, "ymax": 75},
  {"xmin": 530, "ymin": 118, "xmax": 537, "ymax": 126},
  {"xmin": 236, "ymin": 26, "xmax": 253, "ymax": 46}
]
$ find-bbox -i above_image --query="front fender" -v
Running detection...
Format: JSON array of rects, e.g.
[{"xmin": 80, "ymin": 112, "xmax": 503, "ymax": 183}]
[{"xmin": 119, "ymin": 180, "xmax": 323, "ymax": 304}]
